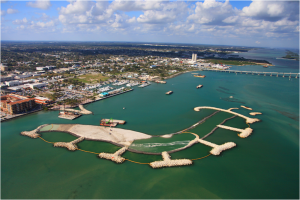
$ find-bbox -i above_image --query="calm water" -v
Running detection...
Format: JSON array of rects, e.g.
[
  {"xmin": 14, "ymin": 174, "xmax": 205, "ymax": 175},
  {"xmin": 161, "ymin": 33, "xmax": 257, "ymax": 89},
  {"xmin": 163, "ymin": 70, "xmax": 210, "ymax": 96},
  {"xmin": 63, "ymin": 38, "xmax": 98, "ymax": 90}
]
[{"xmin": 1, "ymin": 49, "xmax": 299, "ymax": 199}]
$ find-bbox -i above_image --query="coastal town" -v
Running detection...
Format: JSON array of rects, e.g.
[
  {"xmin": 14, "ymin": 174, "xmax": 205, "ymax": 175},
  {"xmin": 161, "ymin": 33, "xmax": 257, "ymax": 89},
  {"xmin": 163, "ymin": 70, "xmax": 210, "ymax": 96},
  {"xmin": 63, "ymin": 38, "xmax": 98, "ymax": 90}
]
[{"xmin": 1, "ymin": 42, "xmax": 273, "ymax": 121}]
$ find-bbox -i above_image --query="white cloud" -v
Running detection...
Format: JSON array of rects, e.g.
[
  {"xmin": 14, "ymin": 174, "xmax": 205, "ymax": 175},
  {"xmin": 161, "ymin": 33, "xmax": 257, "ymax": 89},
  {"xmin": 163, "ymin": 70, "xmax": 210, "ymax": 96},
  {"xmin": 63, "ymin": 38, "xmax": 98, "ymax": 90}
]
[
  {"xmin": 13, "ymin": 18, "xmax": 28, "ymax": 25},
  {"xmin": 223, "ymin": 16, "xmax": 238, "ymax": 24},
  {"xmin": 188, "ymin": 0, "xmax": 237, "ymax": 25},
  {"xmin": 6, "ymin": 8, "xmax": 18, "ymax": 14},
  {"xmin": 241, "ymin": 1, "xmax": 299, "ymax": 22},
  {"xmin": 0, "ymin": 10, "xmax": 5, "ymax": 16},
  {"xmin": 255, "ymin": 41, "xmax": 260, "ymax": 44},
  {"xmin": 137, "ymin": 2, "xmax": 188, "ymax": 24},
  {"xmin": 27, "ymin": 0, "xmax": 51, "ymax": 10},
  {"xmin": 109, "ymin": 0, "xmax": 162, "ymax": 12}
]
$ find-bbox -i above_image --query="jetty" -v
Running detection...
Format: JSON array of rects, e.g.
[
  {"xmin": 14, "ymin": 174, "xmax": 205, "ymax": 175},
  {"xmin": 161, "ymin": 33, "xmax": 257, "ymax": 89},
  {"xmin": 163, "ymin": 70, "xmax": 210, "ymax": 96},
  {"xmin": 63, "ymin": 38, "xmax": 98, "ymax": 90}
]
[
  {"xmin": 194, "ymin": 106, "xmax": 260, "ymax": 124},
  {"xmin": 203, "ymin": 69, "xmax": 299, "ymax": 78},
  {"xmin": 54, "ymin": 137, "xmax": 85, "ymax": 151},
  {"xmin": 217, "ymin": 125, "xmax": 253, "ymax": 138},
  {"xmin": 99, "ymin": 147, "xmax": 128, "ymax": 163},
  {"xmin": 149, "ymin": 151, "xmax": 192, "ymax": 168}
]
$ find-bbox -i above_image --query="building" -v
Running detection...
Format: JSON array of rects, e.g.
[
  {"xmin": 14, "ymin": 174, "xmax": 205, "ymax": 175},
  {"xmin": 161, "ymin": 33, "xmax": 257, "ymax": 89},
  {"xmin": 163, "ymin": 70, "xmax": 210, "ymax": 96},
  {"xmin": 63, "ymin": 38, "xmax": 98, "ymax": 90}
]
[
  {"xmin": 149, "ymin": 65, "xmax": 157, "ymax": 68},
  {"xmin": 36, "ymin": 67, "xmax": 47, "ymax": 71},
  {"xmin": 0, "ymin": 64, "xmax": 8, "ymax": 71},
  {"xmin": 5, "ymin": 80, "xmax": 20, "ymax": 87},
  {"xmin": 34, "ymin": 97, "xmax": 52, "ymax": 105},
  {"xmin": 1, "ymin": 76, "xmax": 15, "ymax": 82},
  {"xmin": 192, "ymin": 54, "xmax": 197, "ymax": 62},
  {"xmin": 28, "ymin": 83, "xmax": 47, "ymax": 89},
  {"xmin": 1, "ymin": 94, "xmax": 36, "ymax": 114}
]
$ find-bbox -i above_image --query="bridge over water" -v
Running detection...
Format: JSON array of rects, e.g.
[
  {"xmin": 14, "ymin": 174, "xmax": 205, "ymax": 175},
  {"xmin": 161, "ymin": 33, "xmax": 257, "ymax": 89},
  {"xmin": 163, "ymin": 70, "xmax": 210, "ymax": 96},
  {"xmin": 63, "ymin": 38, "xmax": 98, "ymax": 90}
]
[{"xmin": 203, "ymin": 69, "xmax": 299, "ymax": 78}]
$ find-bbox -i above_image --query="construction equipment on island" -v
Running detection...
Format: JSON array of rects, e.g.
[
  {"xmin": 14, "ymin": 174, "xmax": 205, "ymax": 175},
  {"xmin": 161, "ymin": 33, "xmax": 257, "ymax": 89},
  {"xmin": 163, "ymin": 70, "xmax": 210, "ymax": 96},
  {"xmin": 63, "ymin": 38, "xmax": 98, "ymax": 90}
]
[
  {"xmin": 196, "ymin": 85, "xmax": 203, "ymax": 89},
  {"xmin": 194, "ymin": 74, "xmax": 206, "ymax": 78},
  {"xmin": 100, "ymin": 118, "xmax": 126, "ymax": 127},
  {"xmin": 166, "ymin": 91, "xmax": 173, "ymax": 95}
]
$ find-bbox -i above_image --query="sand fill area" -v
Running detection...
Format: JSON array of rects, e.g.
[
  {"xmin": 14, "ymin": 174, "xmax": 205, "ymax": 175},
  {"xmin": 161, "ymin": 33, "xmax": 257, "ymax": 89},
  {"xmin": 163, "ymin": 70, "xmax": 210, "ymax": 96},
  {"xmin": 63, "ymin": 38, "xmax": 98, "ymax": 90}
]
[{"xmin": 55, "ymin": 124, "xmax": 151, "ymax": 146}]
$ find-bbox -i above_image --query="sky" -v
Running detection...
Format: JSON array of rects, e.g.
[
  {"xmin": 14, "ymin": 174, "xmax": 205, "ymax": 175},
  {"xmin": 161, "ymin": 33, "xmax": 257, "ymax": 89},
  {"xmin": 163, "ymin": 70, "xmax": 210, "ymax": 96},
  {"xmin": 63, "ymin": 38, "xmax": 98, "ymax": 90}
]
[{"xmin": 1, "ymin": 0, "xmax": 299, "ymax": 48}]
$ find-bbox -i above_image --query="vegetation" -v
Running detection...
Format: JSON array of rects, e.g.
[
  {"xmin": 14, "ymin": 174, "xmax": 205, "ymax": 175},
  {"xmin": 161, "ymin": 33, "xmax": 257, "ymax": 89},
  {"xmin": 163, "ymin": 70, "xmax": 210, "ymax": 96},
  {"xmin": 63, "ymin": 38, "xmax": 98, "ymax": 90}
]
[
  {"xmin": 206, "ymin": 58, "xmax": 270, "ymax": 66},
  {"xmin": 75, "ymin": 74, "xmax": 109, "ymax": 84},
  {"xmin": 282, "ymin": 50, "xmax": 299, "ymax": 61}
]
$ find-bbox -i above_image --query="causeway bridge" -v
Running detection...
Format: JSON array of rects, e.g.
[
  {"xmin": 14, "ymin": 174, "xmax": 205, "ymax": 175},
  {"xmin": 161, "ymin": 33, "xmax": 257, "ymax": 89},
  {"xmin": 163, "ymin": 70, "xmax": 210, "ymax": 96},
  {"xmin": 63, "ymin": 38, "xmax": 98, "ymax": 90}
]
[{"xmin": 203, "ymin": 69, "xmax": 299, "ymax": 78}]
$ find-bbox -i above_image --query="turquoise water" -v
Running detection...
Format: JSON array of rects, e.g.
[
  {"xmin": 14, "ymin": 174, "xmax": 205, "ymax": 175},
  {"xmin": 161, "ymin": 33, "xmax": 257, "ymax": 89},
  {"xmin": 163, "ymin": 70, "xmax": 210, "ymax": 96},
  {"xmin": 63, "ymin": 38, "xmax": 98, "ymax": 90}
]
[{"xmin": 1, "ymin": 50, "xmax": 299, "ymax": 198}]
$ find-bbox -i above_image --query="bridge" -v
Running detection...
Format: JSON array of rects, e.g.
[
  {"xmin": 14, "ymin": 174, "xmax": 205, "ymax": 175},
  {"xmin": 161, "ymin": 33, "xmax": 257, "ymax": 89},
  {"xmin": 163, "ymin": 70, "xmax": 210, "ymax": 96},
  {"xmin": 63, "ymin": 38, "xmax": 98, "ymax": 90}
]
[{"xmin": 203, "ymin": 69, "xmax": 299, "ymax": 78}]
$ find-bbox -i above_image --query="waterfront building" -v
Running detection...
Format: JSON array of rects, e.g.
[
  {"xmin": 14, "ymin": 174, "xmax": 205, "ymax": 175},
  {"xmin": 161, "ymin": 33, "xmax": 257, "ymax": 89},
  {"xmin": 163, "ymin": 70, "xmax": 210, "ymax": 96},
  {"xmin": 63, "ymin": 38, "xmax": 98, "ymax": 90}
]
[{"xmin": 0, "ymin": 94, "xmax": 36, "ymax": 114}]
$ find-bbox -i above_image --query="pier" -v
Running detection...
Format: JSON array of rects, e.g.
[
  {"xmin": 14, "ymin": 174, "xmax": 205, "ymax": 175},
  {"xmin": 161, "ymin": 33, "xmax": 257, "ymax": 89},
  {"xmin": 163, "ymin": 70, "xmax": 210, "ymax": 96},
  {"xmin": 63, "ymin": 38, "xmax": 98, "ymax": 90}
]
[{"xmin": 204, "ymin": 69, "xmax": 299, "ymax": 78}]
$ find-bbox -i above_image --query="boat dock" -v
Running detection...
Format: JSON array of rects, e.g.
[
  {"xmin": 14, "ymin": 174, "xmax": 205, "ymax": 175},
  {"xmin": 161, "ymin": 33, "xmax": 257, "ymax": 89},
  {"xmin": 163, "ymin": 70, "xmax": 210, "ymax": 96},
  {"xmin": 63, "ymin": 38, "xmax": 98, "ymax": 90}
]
[{"xmin": 204, "ymin": 69, "xmax": 299, "ymax": 78}]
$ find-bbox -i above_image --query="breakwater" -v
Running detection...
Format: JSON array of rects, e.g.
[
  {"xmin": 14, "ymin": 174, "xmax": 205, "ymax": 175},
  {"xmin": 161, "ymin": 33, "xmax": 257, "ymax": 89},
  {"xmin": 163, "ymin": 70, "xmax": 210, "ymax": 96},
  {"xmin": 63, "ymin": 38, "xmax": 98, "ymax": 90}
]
[{"xmin": 20, "ymin": 105, "xmax": 260, "ymax": 168}]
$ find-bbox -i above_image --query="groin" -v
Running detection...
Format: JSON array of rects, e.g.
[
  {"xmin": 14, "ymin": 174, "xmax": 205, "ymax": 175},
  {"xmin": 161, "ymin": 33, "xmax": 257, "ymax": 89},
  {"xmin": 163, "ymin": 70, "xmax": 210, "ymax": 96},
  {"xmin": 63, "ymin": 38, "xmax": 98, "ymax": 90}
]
[
  {"xmin": 20, "ymin": 124, "xmax": 46, "ymax": 138},
  {"xmin": 194, "ymin": 106, "xmax": 260, "ymax": 124},
  {"xmin": 149, "ymin": 151, "xmax": 192, "ymax": 168},
  {"xmin": 53, "ymin": 137, "xmax": 85, "ymax": 151},
  {"xmin": 198, "ymin": 139, "xmax": 236, "ymax": 155},
  {"xmin": 99, "ymin": 147, "xmax": 128, "ymax": 163},
  {"xmin": 217, "ymin": 125, "xmax": 253, "ymax": 138}
]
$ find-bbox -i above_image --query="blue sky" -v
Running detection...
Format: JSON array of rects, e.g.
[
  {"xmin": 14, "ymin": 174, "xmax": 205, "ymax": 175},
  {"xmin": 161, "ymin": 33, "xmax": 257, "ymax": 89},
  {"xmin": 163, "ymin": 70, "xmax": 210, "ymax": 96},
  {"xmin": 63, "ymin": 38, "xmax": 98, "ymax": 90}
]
[{"xmin": 1, "ymin": 0, "xmax": 299, "ymax": 48}]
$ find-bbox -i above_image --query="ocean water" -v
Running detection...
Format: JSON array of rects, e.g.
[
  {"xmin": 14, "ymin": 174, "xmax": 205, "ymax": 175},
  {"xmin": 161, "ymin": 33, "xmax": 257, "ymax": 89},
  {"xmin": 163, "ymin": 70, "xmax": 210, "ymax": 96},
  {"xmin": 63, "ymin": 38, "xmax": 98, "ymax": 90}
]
[{"xmin": 1, "ymin": 49, "xmax": 299, "ymax": 199}]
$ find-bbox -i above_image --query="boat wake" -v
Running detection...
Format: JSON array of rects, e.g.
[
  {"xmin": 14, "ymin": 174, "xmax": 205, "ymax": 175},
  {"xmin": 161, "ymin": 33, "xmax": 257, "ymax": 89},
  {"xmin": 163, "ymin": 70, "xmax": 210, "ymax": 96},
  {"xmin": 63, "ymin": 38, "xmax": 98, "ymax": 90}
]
[{"xmin": 130, "ymin": 140, "xmax": 190, "ymax": 148}]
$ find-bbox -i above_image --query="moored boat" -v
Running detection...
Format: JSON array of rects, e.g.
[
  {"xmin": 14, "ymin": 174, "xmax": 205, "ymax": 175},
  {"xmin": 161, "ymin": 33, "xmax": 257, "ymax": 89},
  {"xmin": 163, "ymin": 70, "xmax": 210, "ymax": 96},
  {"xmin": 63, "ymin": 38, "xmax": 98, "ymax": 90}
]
[
  {"xmin": 194, "ymin": 74, "xmax": 206, "ymax": 78},
  {"xmin": 196, "ymin": 85, "xmax": 203, "ymax": 89},
  {"xmin": 166, "ymin": 91, "xmax": 173, "ymax": 95}
]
